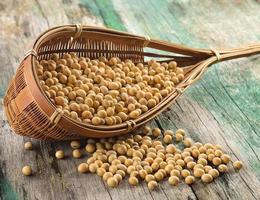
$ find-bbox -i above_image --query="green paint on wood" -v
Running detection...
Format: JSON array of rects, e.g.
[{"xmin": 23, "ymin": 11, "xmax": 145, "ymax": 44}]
[
  {"xmin": 79, "ymin": 0, "xmax": 126, "ymax": 31},
  {"xmin": 0, "ymin": 178, "xmax": 19, "ymax": 200},
  {"xmin": 111, "ymin": 0, "xmax": 209, "ymax": 47},
  {"xmin": 187, "ymin": 62, "xmax": 260, "ymax": 172},
  {"xmin": 0, "ymin": 88, "xmax": 5, "ymax": 98}
]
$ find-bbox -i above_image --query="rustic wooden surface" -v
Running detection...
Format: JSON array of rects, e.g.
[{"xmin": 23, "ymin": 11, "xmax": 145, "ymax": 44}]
[{"xmin": 0, "ymin": 0, "xmax": 260, "ymax": 199}]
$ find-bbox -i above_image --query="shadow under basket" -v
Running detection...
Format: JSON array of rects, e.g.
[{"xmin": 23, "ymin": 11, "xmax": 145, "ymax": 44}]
[{"xmin": 3, "ymin": 24, "xmax": 260, "ymax": 140}]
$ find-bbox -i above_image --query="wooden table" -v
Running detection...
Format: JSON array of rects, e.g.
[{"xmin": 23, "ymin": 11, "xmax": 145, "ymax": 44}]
[{"xmin": 0, "ymin": 0, "xmax": 259, "ymax": 199}]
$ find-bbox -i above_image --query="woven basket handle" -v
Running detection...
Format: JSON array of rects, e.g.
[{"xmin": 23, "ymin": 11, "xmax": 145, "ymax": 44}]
[
  {"xmin": 212, "ymin": 44, "xmax": 260, "ymax": 62},
  {"xmin": 146, "ymin": 39, "xmax": 260, "ymax": 61}
]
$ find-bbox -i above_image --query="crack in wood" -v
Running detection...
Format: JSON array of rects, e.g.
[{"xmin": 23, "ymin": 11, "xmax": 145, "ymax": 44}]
[
  {"xmin": 47, "ymin": 142, "xmax": 62, "ymax": 175},
  {"xmin": 100, "ymin": 177, "xmax": 113, "ymax": 200},
  {"xmin": 0, "ymin": 164, "xmax": 4, "ymax": 200}
]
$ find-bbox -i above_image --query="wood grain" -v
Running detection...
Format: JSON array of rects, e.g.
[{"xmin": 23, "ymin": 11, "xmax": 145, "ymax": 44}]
[{"xmin": 0, "ymin": 0, "xmax": 260, "ymax": 199}]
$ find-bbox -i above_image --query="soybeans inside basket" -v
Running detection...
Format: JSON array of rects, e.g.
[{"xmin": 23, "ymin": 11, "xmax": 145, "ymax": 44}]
[{"xmin": 3, "ymin": 24, "xmax": 260, "ymax": 140}]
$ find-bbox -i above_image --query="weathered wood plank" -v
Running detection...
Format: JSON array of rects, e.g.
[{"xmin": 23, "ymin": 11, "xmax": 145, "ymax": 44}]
[
  {"xmin": 111, "ymin": 0, "xmax": 260, "ymax": 199},
  {"xmin": 0, "ymin": 0, "xmax": 260, "ymax": 200}
]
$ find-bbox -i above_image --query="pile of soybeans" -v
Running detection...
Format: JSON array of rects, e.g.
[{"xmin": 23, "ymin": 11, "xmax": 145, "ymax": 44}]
[
  {"xmin": 36, "ymin": 53, "xmax": 184, "ymax": 125},
  {"xmin": 22, "ymin": 127, "xmax": 243, "ymax": 190},
  {"xmin": 28, "ymin": 54, "xmax": 244, "ymax": 189}
]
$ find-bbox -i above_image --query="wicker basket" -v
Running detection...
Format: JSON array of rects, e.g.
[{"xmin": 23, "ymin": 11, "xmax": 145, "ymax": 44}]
[{"xmin": 3, "ymin": 24, "xmax": 260, "ymax": 140}]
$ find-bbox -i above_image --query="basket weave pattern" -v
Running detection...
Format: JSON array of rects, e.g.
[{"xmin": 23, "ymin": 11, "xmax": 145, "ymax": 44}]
[{"xmin": 3, "ymin": 25, "xmax": 260, "ymax": 140}]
